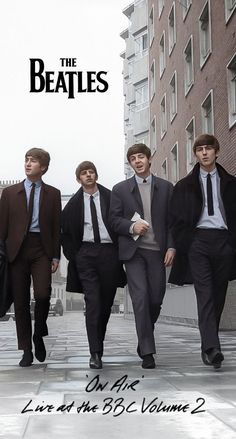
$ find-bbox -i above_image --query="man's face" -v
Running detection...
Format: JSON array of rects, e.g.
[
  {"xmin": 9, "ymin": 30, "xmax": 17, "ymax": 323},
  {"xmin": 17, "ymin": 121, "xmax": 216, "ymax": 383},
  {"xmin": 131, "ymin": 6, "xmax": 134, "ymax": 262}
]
[
  {"xmin": 194, "ymin": 145, "xmax": 218, "ymax": 172},
  {"xmin": 24, "ymin": 155, "xmax": 46, "ymax": 180},
  {"xmin": 129, "ymin": 153, "xmax": 151, "ymax": 178},
  {"xmin": 78, "ymin": 169, "xmax": 97, "ymax": 189}
]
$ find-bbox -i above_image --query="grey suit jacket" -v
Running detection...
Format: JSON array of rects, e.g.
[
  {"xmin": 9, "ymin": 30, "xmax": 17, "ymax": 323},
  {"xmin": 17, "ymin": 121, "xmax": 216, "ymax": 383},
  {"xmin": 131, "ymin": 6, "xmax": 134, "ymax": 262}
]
[{"xmin": 109, "ymin": 175, "xmax": 174, "ymax": 261}]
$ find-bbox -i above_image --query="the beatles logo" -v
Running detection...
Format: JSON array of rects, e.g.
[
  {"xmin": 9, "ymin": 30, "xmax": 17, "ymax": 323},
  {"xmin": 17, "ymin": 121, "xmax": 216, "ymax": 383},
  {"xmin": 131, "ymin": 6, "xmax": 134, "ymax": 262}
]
[{"xmin": 29, "ymin": 58, "xmax": 109, "ymax": 99}]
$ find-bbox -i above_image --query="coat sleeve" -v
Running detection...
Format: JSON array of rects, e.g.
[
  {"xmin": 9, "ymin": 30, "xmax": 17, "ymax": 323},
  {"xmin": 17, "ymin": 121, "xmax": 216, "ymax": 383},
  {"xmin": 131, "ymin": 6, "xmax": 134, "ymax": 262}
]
[
  {"xmin": 61, "ymin": 203, "xmax": 76, "ymax": 261},
  {"xmin": 109, "ymin": 185, "xmax": 133, "ymax": 236},
  {"xmin": 0, "ymin": 189, "xmax": 9, "ymax": 242},
  {"xmin": 166, "ymin": 182, "xmax": 175, "ymax": 249},
  {"xmin": 52, "ymin": 189, "xmax": 62, "ymax": 260}
]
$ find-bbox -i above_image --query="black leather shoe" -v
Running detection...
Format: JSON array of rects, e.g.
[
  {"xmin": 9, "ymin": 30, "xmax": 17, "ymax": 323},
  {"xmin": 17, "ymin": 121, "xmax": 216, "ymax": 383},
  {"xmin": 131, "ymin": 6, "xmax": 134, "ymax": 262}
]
[
  {"xmin": 201, "ymin": 351, "xmax": 211, "ymax": 365},
  {"xmin": 89, "ymin": 353, "xmax": 103, "ymax": 369},
  {"xmin": 19, "ymin": 350, "xmax": 33, "ymax": 367},
  {"xmin": 142, "ymin": 354, "xmax": 156, "ymax": 369},
  {"xmin": 201, "ymin": 348, "xmax": 224, "ymax": 369},
  {"xmin": 33, "ymin": 335, "xmax": 46, "ymax": 362}
]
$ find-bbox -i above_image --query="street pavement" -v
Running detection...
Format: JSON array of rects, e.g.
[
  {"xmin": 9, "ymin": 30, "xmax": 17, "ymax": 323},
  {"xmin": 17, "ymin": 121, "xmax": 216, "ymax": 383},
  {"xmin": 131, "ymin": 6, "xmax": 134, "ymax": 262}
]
[{"xmin": 0, "ymin": 311, "xmax": 236, "ymax": 439}]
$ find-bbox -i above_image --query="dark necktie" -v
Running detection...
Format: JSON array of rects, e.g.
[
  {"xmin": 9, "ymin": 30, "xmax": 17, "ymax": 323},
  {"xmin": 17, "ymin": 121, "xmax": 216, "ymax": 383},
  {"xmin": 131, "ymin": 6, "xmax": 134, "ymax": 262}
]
[
  {"xmin": 207, "ymin": 173, "xmax": 214, "ymax": 216},
  {"xmin": 143, "ymin": 179, "xmax": 147, "ymax": 183},
  {"xmin": 27, "ymin": 183, "xmax": 36, "ymax": 232},
  {"xmin": 90, "ymin": 195, "xmax": 101, "ymax": 243}
]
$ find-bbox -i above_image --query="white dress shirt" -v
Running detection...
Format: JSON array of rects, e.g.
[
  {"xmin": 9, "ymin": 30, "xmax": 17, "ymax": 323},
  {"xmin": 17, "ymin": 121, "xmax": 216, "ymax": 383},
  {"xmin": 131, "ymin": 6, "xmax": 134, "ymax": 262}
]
[
  {"xmin": 82, "ymin": 190, "xmax": 112, "ymax": 243},
  {"xmin": 197, "ymin": 168, "xmax": 227, "ymax": 229}
]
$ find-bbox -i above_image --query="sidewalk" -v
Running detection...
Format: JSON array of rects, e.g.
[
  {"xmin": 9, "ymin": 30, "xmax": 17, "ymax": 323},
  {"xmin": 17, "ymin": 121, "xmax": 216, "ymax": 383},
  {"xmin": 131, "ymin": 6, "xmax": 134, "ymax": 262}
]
[{"xmin": 0, "ymin": 312, "xmax": 236, "ymax": 438}]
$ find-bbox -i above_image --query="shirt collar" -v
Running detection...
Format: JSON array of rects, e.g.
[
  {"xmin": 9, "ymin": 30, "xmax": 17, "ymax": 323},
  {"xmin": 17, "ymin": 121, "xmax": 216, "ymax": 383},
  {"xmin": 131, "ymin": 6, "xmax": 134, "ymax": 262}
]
[
  {"xmin": 24, "ymin": 178, "xmax": 42, "ymax": 188},
  {"xmin": 135, "ymin": 174, "xmax": 152, "ymax": 184},
  {"xmin": 200, "ymin": 167, "xmax": 217, "ymax": 178},
  {"xmin": 83, "ymin": 190, "xmax": 99, "ymax": 199}
]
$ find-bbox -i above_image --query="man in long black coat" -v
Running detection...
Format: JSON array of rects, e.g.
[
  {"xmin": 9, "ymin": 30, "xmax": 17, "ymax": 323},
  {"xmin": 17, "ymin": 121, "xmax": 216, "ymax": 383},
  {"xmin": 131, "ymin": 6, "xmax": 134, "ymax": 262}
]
[
  {"xmin": 61, "ymin": 161, "xmax": 126, "ymax": 370},
  {"xmin": 169, "ymin": 134, "xmax": 236, "ymax": 369}
]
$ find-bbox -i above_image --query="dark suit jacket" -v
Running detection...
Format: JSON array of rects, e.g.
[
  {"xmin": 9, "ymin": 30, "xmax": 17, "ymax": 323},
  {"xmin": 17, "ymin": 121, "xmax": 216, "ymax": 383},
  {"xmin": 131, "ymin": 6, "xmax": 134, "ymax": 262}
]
[
  {"xmin": 109, "ymin": 175, "xmax": 174, "ymax": 261},
  {"xmin": 0, "ymin": 181, "xmax": 61, "ymax": 262},
  {"xmin": 169, "ymin": 163, "xmax": 236, "ymax": 285},
  {"xmin": 0, "ymin": 240, "xmax": 13, "ymax": 317},
  {"xmin": 61, "ymin": 183, "xmax": 126, "ymax": 293}
]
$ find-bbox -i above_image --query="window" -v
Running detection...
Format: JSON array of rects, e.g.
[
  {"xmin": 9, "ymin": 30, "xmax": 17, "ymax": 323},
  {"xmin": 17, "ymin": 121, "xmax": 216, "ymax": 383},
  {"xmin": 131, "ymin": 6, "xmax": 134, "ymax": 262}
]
[
  {"xmin": 160, "ymin": 94, "xmax": 167, "ymax": 138},
  {"xmin": 201, "ymin": 90, "xmax": 214, "ymax": 134},
  {"xmin": 135, "ymin": 81, "xmax": 148, "ymax": 110},
  {"xmin": 225, "ymin": 0, "xmax": 236, "ymax": 22},
  {"xmin": 227, "ymin": 53, "xmax": 236, "ymax": 127},
  {"xmin": 199, "ymin": 1, "xmax": 211, "ymax": 68},
  {"xmin": 150, "ymin": 60, "xmax": 155, "ymax": 99},
  {"xmin": 171, "ymin": 143, "xmax": 178, "ymax": 184},
  {"xmin": 135, "ymin": 32, "xmax": 148, "ymax": 58},
  {"xmin": 128, "ymin": 60, "xmax": 134, "ymax": 79},
  {"xmin": 158, "ymin": 0, "xmax": 165, "ymax": 17},
  {"xmin": 184, "ymin": 36, "xmax": 194, "ymax": 95},
  {"xmin": 185, "ymin": 117, "xmax": 195, "ymax": 173},
  {"xmin": 169, "ymin": 71, "xmax": 177, "ymax": 122},
  {"xmin": 135, "ymin": 133, "xmax": 149, "ymax": 145},
  {"xmin": 181, "ymin": 0, "xmax": 192, "ymax": 20},
  {"xmin": 150, "ymin": 116, "xmax": 156, "ymax": 152},
  {"xmin": 168, "ymin": 2, "xmax": 176, "ymax": 55},
  {"xmin": 149, "ymin": 6, "xmax": 154, "ymax": 46},
  {"xmin": 161, "ymin": 159, "xmax": 168, "ymax": 180},
  {"xmin": 159, "ymin": 32, "xmax": 166, "ymax": 77}
]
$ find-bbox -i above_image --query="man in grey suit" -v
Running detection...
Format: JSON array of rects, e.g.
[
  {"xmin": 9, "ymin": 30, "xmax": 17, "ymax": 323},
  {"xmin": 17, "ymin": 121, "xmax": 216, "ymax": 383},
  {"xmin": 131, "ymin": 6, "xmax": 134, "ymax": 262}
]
[{"xmin": 109, "ymin": 144, "xmax": 175, "ymax": 369}]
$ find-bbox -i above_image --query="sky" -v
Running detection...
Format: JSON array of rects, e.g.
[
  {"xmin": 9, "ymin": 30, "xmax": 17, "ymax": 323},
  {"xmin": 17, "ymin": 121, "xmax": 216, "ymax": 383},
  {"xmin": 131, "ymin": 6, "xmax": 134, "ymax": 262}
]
[{"xmin": 0, "ymin": 0, "xmax": 129, "ymax": 194}]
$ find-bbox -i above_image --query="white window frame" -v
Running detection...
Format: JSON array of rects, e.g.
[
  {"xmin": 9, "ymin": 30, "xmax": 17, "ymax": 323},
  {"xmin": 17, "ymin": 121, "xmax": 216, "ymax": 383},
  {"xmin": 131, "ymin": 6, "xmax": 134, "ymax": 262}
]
[
  {"xmin": 184, "ymin": 35, "xmax": 194, "ymax": 96},
  {"xmin": 201, "ymin": 89, "xmax": 214, "ymax": 134},
  {"xmin": 135, "ymin": 133, "xmax": 149, "ymax": 146},
  {"xmin": 159, "ymin": 31, "xmax": 166, "ymax": 78},
  {"xmin": 199, "ymin": 1, "xmax": 212, "ymax": 69},
  {"xmin": 181, "ymin": 0, "xmax": 192, "ymax": 20},
  {"xmin": 149, "ymin": 5, "xmax": 154, "ymax": 47},
  {"xmin": 227, "ymin": 53, "xmax": 236, "ymax": 128},
  {"xmin": 185, "ymin": 117, "xmax": 195, "ymax": 174},
  {"xmin": 150, "ymin": 60, "xmax": 156, "ymax": 100},
  {"xmin": 135, "ymin": 81, "xmax": 149, "ymax": 111},
  {"xmin": 150, "ymin": 115, "xmax": 157, "ymax": 152},
  {"xmin": 169, "ymin": 71, "xmax": 177, "ymax": 122},
  {"xmin": 134, "ymin": 31, "xmax": 148, "ymax": 58},
  {"xmin": 225, "ymin": 0, "xmax": 236, "ymax": 23},
  {"xmin": 160, "ymin": 93, "xmax": 167, "ymax": 139},
  {"xmin": 158, "ymin": 0, "xmax": 165, "ymax": 18},
  {"xmin": 171, "ymin": 142, "xmax": 179, "ymax": 184},
  {"xmin": 161, "ymin": 158, "xmax": 168, "ymax": 180},
  {"xmin": 168, "ymin": 2, "xmax": 176, "ymax": 55}
]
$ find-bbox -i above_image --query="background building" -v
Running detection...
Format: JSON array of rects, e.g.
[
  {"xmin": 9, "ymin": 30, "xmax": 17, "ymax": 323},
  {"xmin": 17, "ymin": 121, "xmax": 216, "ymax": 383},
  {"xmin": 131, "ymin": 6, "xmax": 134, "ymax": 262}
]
[
  {"xmin": 121, "ymin": 0, "xmax": 236, "ymax": 328},
  {"xmin": 149, "ymin": 0, "xmax": 236, "ymax": 181},
  {"xmin": 121, "ymin": 0, "xmax": 149, "ymax": 178}
]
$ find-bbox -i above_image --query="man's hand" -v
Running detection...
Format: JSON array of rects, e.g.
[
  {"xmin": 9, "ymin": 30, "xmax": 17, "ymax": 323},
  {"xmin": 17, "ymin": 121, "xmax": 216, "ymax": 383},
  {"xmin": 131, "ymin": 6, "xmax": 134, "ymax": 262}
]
[
  {"xmin": 164, "ymin": 248, "xmax": 176, "ymax": 267},
  {"xmin": 51, "ymin": 260, "xmax": 59, "ymax": 273},
  {"xmin": 133, "ymin": 221, "xmax": 149, "ymax": 236}
]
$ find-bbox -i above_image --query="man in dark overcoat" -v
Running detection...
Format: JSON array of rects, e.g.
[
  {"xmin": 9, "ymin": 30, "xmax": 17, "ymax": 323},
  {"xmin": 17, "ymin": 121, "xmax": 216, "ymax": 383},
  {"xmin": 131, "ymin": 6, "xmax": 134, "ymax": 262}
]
[
  {"xmin": 169, "ymin": 134, "xmax": 236, "ymax": 369},
  {"xmin": 0, "ymin": 148, "xmax": 61, "ymax": 367},
  {"xmin": 61, "ymin": 161, "xmax": 126, "ymax": 369}
]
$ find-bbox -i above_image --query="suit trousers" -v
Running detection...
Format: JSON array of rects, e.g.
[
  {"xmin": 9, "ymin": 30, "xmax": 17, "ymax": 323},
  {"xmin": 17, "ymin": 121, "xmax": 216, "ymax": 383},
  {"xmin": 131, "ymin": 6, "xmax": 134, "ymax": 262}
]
[
  {"xmin": 188, "ymin": 229, "xmax": 234, "ymax": 352},
  {"xmin": 75, "ymin": 243, "xmax": 119, "ymax": 354},
  {"xmin": 125, "ymin": 248, "xmax": 166, "ymax": 356},
  {"xmin": 9, "ymin": 233, "xmax": 52, "ymax": 350}
]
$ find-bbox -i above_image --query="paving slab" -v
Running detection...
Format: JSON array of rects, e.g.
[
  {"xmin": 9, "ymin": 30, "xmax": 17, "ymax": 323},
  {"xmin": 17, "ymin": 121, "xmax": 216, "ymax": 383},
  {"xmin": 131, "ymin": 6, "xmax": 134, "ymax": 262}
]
[{"xmin": 0, "ymin": 312, "xmax": 236, "ymax": 438}]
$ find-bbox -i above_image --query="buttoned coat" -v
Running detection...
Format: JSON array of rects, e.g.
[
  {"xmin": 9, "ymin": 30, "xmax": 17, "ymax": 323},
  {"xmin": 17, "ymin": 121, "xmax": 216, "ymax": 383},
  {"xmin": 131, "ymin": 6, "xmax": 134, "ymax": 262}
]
[
  {"xmin": 109, "ymin": 174, "xmax": 174, "ymax": 261},
  {"xmin": 0, "ymin": 181, "xmax": 61, "ymax": 263},
  {"xmin": 169, "ymin": 163, "xmax": 236, "ymax": 285}
]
